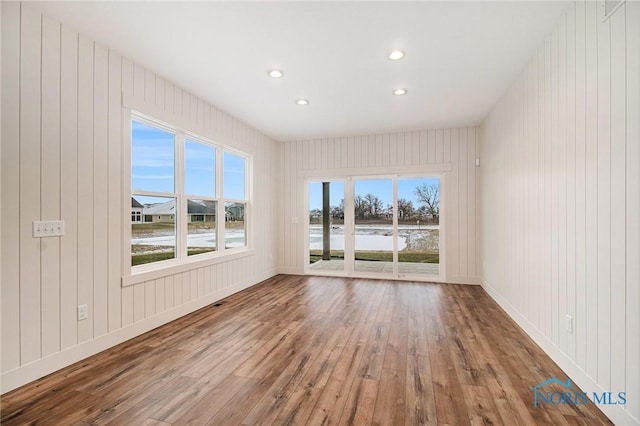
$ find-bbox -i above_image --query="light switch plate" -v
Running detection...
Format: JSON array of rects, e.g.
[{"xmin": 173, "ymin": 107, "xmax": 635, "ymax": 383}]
[{"xmin": 33, "ymin": 220, "xmax": 65, "ymax": 237}]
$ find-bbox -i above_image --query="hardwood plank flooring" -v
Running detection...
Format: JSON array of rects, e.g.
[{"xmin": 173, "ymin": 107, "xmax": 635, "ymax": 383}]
[{"xmin": 0, "ymin": 275, "xmax": 613, "ymax": 425}]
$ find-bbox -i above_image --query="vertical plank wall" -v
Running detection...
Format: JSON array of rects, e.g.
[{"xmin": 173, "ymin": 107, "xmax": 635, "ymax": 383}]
[
  {"xmin": 1, "ymin": 3, "xmax": 278, "ymax": 392},
  {"xmin": 277, "ymin": 127, "xmax": 481, "ymax": 284},
  {"xmin": 480, "ymin": 2, "xmax": 639, "ymax": 424}
]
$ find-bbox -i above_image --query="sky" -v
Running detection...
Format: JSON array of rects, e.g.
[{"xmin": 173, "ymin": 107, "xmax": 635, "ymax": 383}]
[
  {"xmin": 309, "ymin": 177, "xmax": 439, "ymax": 210},
  {"xmin": 131, "ymin": 119, "xmax": 435, "ymax": 209},
  {"xmin": 132, "ymin": 120, "xmax": 245, "ymax": 202}
]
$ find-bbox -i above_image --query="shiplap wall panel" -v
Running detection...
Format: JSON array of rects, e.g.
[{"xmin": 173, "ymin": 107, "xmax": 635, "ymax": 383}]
[
  {"xmin": 77, "ymin": 34, "xmax": 95, "ymax": 344},
  {"xmin": 544, "ymin": 35, "xmax": 553, "ymax": 341},
  {"xmin": 574, "ymin": 0, "xmax": 587, "ymax": 371},
  {"xmin": 134, "ymin": 284, "xmax": 144, "ymax": 323},
  {"xmin": 565, "ymin": 4, "xmax": 577, "ymax": 362},
  {"xmin": 448, "ymin": 129, "xmax": 460, "ymax": 278},
  {"xmin": 203, "ymin": 265, "xmax": 210, "ymax": 296},
  {"xmin": 560, "ymin": 17, "xmax": 568, "ymax": 351},
  {"xmin": 277, "ymin": 126, "xmax": 480, "ymax": 284},
  {"xmin": 480, "ymin": 2, "xmax": 639, "ymax": 423},
  {"xmin": 41, "ymin": 16, "xmax": 62, "ymax": 358},
  {"xmin": 156, "ymin": 277, "xmax": 166, "ymax": 314},
  {"xmin": 534, "ymin": 48, "xmax": 543, "ymax": 332},
  {"xmin": 458, "ymin": 129, "xmax": 469, "ymax": 277},
  {"xmin": 19, "ymin": 5, "xmax": 42, "ymax": 365},
  {"xmin": 120, "ymin": 58, "xmax": 135, "ymax": 328},
  {"xmin": 388, "ymin": 135, "xmax": 396, "ymax": 167},
  {"xmin": 395, "ymin": 133, "xmax": 404, "ymax": 166},
  {"xmin": 145, "ymin": 280, "xmax": 155, "ymax": 318},
  {"xmin": 165, "ymin": 275, "xmax": 174, "ymax": 310},
  {"xmin": 155, "ymin": 76, "xmax": 165, "ymax": 110},
  {"xmin": 435, "ymin": 130, "xmax": 443, "ymax": 164},
  {"xmin": 558, "ymin": 16, "xmax": 568, "ymax": 353},
  {"xmin": 1, "ymin": 0, "xmax": 22, "ymax": 371},
  {"xmin": 467, "ymin": 129, "xmax": 477, "ymax": 280},
  {"xmin": 197, "ymin": 268, "xmax": 204, "ymax": 299},
  {"xmin": 610, "ymin": 4, "xmax": 627, "ymax": 398},
  {"xmin": 427, "ymin": 130, "xmax": 436, "ymax": 164},
  {"xmin": 1, "ymin": 3, "xmax": 277, "ymax": 392},
  {"xmin": 94, "ymin": 43, "xmax": 109, "ymax": 338},
  {"xmin": 189, "ymin": 269, "xmax": 196, "ymax": 301},
  {"xmin": 597, "ymin": 0, "xmax": 612, "ymax": 389},
  {"xmin": 626, "ymin": 1, "xmax": 640, "ymax": 418},
  {"xmin": 550, "ymin": 26, "xmax": 559, "ymax": 347},
  {"xmin": 584, "ymin": 0, "xmax": 599, "ymax": 380},
  {"xmin": 108, "ymin": 50, "xmax": 123, "ymax": 332},
  {"xmin": 59, "ymin": 25, "xmax": 79, "ymax": 351},
  {"xmin": 173, "ymin": 273, "xmax": 182, "ymax": 307}
]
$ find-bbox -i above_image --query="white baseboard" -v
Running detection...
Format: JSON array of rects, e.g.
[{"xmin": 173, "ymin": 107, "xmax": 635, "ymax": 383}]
[
  {"xmin": 1, "ymin": 269, "xmax": 277, "ymax": 394},
  {"xmin": 277, "ymin": 267, "xmax": 303, "ymax": 275},
  {"xmin": 482, "ymin": 281, "xmax": 639, "ymax": 426},
  {"xmin": 277, "ymin": 268, "xmax": 482, "ymax": 286},
  {"xmin": 446, "ymin": 275, "xmax": 481, "ymax": 285}
]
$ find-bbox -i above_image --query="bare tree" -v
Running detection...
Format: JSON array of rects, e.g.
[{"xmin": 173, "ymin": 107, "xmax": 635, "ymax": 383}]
[
  {"xmin": 331, "ymin": 205, "xmax": 344, "ymax": 219},
  {"xmin": 354, "ymin": 195, "xmax": 367, "ymax": 219},
  {"xmin": 363, "ymin": 193, "xmax": 383, "ymax": 217},
  {"xmin": 414, "ymin": 183, "xmax": 439, "ymax": 218},
  {"xmin": 397, "ymin": 198, "xmax": 415, "ymax": 220}
]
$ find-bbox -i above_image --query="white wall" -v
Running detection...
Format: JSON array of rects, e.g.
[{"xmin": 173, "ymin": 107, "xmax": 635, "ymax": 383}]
[
  {"xmin": 277, "ymin": 127, "xmax": 481, "ymax": 284},
  {"xmin": 1, "ymin": 3, "xmax": 278, "ymax": 392},
  {"xmin": 480, "ymin": 2, "xmax": 639, "ymax": 424}
]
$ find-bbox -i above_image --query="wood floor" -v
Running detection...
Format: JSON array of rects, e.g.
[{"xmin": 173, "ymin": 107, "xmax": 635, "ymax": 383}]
[{"xmin": 1, "ymin": 275, "xmax": 612, "ymax": 425}]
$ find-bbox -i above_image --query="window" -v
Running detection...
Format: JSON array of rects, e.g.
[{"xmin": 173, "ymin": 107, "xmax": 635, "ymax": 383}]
[
  {"xmin": 185, "ymin": 139, "xmax": 217, "ymax": 257},
  {"xmin": 223, "ymin": 152, "xmax": 247, "ymax": 249},
  {"xmin": 131, "ymin": 209, "xmax": 142, "ymax": 223},
  {"xmin": 130, "ymin": 116, "xmax": 250, "ymax": 269},
  {"xmin": 131, "ymin": 121, "xmax": 177, "ymax": 266}
]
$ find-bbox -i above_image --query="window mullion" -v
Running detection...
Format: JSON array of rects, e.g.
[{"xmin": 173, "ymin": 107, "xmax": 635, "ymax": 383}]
[
  {"xmin": 176, "ymin": 132, "xmax": 187, "ymax": 260},
  {"xmin": 392, "ymin": 176, "xmax": 399, "ymax": 276},
  {"xmin": 245, "ymin": 157, "xmax": 251, "ymax": 249},
  {"xmin": 217, "ymin": 145, "xmax": 225, "ymax": 253}
]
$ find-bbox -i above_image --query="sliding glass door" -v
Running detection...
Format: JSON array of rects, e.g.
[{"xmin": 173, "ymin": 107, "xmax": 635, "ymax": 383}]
[
  {"xmin": 308, "ymin": 181, "xmax": 345, "ymax": 272},
  {"xmin": 306, "ymin": 175, "xmax": 441, "ymax": 280},
  {"xmin": 354, "ymin": 178, "xmax": 394, "ymax": 274},
  {"xmin": 397, "ymin": 177, "xmax": 440, "ymax": 277}
]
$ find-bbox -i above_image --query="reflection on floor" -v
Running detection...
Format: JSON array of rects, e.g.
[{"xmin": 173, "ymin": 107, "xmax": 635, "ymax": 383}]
[{"xmin": 309, "ymin": 259, "xmax": 439, "ymax": 275}]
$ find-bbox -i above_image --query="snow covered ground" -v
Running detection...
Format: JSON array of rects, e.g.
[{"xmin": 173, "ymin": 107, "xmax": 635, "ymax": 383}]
[
  {"xmin": 308, "ymin": 224, "xmax": 438, "ymax": 251},
  {"xmin": 132, "ymin": 229, "xmax": 246, "ymax": 249}
]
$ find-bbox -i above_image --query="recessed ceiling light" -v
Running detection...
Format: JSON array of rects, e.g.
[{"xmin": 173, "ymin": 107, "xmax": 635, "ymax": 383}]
[
  {"xmin": 268, "ymin": 69, "xmax": 284, "ymax": 78},
  {"xmin": 388, "ymin": 50, "xmax": 405, "ymax": 60},
  {"xmin": 296, "ymin": 99, "xmax": 309, "ymax": 105},
  {"xmin": 393, "ymin": 89, "xmax": 407, "ymax": 96}
]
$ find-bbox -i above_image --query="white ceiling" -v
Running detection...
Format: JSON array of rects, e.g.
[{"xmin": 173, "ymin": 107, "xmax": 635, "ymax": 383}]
[{"xmin": 30, "ymin": 1, "xmax": 569, "ymax": 141}]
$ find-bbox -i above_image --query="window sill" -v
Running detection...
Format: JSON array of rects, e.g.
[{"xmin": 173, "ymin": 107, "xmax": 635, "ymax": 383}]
[{"xmin": 122, "ymin": 248, "xmax": 255, "ymax": 287}]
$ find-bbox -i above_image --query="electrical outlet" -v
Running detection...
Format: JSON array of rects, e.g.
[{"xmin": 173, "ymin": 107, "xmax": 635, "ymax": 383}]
[
  {"xmin": 78, "ymin": 304, "xmax": 88, "ymax": 321},
  {"xmin": 566, "ymin": 314, "xmax": 573, "ymax": 334}
]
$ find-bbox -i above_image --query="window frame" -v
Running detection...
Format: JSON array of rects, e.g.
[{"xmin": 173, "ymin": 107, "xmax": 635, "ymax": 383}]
[
  {"xmin": 222, "ymin": 150, "xmax": 249, "ymax": 250},
  {"xmin": 124, "ymin": 112, "xmax": 253, "ymax": 284}
]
